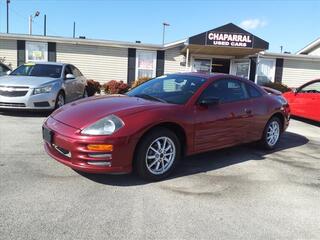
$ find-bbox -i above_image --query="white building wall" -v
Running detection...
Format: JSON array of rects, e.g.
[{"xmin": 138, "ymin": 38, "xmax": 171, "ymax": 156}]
[
  {"xmin": 56, "ymin": 43, "xmax": 128, "ymax": 83},
  {"xmin": 308, "ymin": 45, "xmax": 320, "ymax": 56},
  {"xmin": 282, "ymin": 59, "xmax": 320, "ymax": 87},
  {"xmin": 164, "ymin": 46, "xmax": 186, "ymax": 74},
  {"xmin": 0, "ymin": 39, "xmax": 17, "ymax": 69}
]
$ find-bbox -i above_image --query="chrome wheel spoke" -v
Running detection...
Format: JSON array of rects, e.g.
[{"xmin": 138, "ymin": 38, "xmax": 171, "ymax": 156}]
[
  {"xmin": 267, "ymin": 121, "xmax": 280, "ymax": 146},
  {"xmin": 145, "ymin": 136, "xmax": 176, "ymax": 175}
]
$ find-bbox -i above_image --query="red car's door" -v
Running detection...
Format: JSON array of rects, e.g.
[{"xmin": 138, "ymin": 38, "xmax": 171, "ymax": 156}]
[
  {"xmin": 287, "ymin": 80, "xmax": 320, "ymax": 121},
  {"xmin": 193, "ymin": 78, "xmax": 254, "ymax": 153}
]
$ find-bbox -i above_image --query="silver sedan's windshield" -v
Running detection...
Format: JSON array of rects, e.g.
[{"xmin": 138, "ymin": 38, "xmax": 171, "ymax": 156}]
[
  {"xmin": 127, "ymin": 74, "xmax": 206, "ymax": 104},
  {"xmin": 10, "ymin": 64, "xmax": 62, "ymax": 78}
]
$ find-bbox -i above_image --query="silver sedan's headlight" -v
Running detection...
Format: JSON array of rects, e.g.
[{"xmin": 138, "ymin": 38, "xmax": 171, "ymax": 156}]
[
  {"xmin": 33, "ymin": 84, "xmax": 53, "ymax": 95},
  {"xmin": 81, "ymin": 115, "xmax": 124, "ymax": 135}
]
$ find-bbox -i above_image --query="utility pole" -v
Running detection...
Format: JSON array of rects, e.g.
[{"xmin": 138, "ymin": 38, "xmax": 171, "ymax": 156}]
[
  {"xmin": 73, "ymin": 21, "xmax": 76, "ymax": 38},
  {"xmin": 6, "ymin": 0, "xmax": 10, "ymax": 33},
  {"xmin": 44, "ymin": 14, "xmax": 47, "ymax": 36},
  {"xmin": 162, "ymin": 22, "xmax": 170, "ymax": 46}
]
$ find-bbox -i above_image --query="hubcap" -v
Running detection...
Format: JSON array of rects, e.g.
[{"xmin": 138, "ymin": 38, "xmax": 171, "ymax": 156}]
[
  {"xmin": 266, "ymin": 121, "xmax": 280, "ymax": 146},
  {"xmin": 145, "ymin": 137, "xmax": 176, "ymax": 175},
  {"xmin": 57, "ymin": 94, "xmax": 65, "ymax": 108}
]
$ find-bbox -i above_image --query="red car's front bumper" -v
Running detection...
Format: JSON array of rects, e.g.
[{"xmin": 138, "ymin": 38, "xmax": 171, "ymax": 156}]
[{"xmin": 43, "ymin": 117, "xmax": 136, "ymax": 174}]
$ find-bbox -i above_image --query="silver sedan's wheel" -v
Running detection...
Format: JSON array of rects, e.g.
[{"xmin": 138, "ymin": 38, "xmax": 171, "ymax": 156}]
[
  {"xmin": 145, "ymin": 137, "xmax": 176, "ymax": 175},
  {"xmin": 55, "ymin": 92, "xmax": 65, "ymax": 109},
  {"xmin": 83, "ymin": 88, "xmax": 88, "ymax": 98},
  {"xmin": 266, "ymin": 121, "xmax": 280, "ymax": 147}
]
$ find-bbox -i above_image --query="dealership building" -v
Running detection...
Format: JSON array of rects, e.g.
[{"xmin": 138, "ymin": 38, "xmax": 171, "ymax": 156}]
[{"xmin": 1, "ymin": 23, "xmax": 320, "ymax": 87}]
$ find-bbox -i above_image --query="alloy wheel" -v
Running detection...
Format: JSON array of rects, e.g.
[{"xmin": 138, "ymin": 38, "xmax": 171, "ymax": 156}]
[
  {"xmin": 266, "ymin": 121, "xmax": 280, "ymax": 146},
  {"xmin": 145, "ymin": 136, "xmax": 176, "ymax": 175},
  {"xmin": 56, "ymin": 94, "xmax": 65, "ymax": 108}
]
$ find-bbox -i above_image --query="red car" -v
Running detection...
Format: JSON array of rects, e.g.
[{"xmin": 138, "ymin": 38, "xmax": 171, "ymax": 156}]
[
  {"xmin": 283, "ymin": 79, "xmax": 320, "ymax": 122},
  {"xmin": 43, "ymin": 73, "xmax": 290, "ymax": 180}
]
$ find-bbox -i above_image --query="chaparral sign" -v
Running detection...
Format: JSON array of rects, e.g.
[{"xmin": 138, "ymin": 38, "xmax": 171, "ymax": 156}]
[{"xmin": 207, "ymin": 32, "xmax": 253, "ymax": 48}]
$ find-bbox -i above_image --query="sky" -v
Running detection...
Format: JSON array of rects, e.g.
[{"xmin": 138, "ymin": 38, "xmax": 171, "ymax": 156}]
[{"xmin": 0, "ymin": 0, "xmax": 319, "ymax": 53}]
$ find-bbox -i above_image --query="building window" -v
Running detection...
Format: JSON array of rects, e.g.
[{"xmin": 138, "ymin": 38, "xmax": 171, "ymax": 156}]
[
  {"xmin": 136, "ymin": 50, "xmax": 156, "ymax": 79},
  {"xmin": 26, "ymin": 41, "xmax": 48, "ymax": 62},
  {"xmin": 256, "ymin": 58, "xmax": 276, "ymax": 85},
  {"xmin": 192, "ymin": 59, "xmax": 211, "ymax": 73},
  {"xmin": 231, "ymin": 60, "xmax": 250, "ymax": 79}
]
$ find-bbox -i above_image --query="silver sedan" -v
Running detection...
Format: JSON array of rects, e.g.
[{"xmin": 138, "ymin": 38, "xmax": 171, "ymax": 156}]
[{"xmin": 0, "ymin": 62, "xmax": 87, "ymax": 110}]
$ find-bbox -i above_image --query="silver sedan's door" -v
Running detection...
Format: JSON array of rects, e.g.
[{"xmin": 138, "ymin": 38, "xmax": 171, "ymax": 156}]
[
  {"xmin": 71, "ymin": 66, "xmax": 86, "ymax": 98},
  {"xmin": 63, "ymin": 65, "xmax": 77, "ymax": 102}
]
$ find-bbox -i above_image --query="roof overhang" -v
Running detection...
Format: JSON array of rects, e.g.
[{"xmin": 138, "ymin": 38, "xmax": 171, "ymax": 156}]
[
  {"xmin": 184, "ymin": 23, "xmax": 269, "ymax": 57},
  {"xmin": 182, "ymin": 44, "xmax": 265, "ymax": 56}
]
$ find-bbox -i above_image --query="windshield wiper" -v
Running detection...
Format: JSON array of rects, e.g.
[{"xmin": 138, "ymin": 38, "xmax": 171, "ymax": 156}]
[{"xmin": 134, "ymin": 94, "xmax": 167, "ymax": 103}]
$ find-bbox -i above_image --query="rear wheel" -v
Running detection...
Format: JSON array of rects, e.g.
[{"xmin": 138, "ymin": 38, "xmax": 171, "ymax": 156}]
[
  {"xmin": 134, "ymin": 128, "xmax": 180, "ymax": 181},
  {"xmin": 260, "ymin": 117, "xmax": 282, "ymax": 150},
  {"xmin": 83, "ymin": 88, "xmax": 88, "ymax": 98},
  {"xmin": 55, "ymin": 91, "xmax": 65, "ymax": 109}
]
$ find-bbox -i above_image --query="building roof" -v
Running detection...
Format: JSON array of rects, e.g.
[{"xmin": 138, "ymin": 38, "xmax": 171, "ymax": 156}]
[
  {"xmin": 260, "ymin": 51, "xmax": 320, "ymax": 61},
  {"xmin": 296, "ymin": 37, "xmax": 320, "ymax": 54},
  {"xmin": 0, "ymin": 33, "xmax": 163, "ymax": 50}
]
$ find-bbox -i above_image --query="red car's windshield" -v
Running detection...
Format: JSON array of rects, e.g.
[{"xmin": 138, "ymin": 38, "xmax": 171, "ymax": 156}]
[{"xmin": 127, "ymin": 74, "xmax": 206, "ymax": 104}]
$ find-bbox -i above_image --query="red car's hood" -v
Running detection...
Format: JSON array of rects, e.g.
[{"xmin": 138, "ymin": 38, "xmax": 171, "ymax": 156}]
[{"xmin": 51, "ymin": 95, "xmax": 164, "ymax": 129}]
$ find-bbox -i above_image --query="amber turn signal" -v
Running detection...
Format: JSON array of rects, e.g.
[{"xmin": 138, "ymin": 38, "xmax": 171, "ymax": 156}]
[{"xmin": 87, "ymin": 144, "xmax": 113, "ymax": 151}]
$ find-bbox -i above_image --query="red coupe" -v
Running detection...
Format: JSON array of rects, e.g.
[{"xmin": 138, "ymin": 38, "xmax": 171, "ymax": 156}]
[
  {"xmin": 43, "ymin": 73, "xmax": 290, "ymax": 180},
  {"xmin": 283, "ymin": 79, "xmax": 320, "ymax": 122}
]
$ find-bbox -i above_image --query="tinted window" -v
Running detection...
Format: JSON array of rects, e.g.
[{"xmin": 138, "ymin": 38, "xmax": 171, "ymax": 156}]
[
  {"xmin": 72, "ymin": 67, "xmax": 83, "ymax": 77},
  {"xmin": 10, "ymin": 64, "xmax": 62, "ymax": 78},
  {"xmin": 64, "ymin": 65, "xmax": 72, "ymax": 77},
  {"xmin": 127, "ymin": 74, "xmax": 206, "ymax": 104},
  {"xmin": 247, "ymin": 84, "xmax": 262, "ymax": 98},
  {"xmin": 200, "ymin": 79, "xmax": 249, "ymax": 103}
]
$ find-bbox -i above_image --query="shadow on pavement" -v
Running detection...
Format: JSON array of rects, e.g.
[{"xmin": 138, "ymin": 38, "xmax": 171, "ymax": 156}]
[
  {"xmin": 0, "ymin": 109, "xmax": 51, "ymax": 118},
  {"xmin": 291, "ymin": 116, "xmax": 320, "ymax": 127},
  {"xmin": 78, "ymin": 131, "xmax": 309, "ymax": 186}
]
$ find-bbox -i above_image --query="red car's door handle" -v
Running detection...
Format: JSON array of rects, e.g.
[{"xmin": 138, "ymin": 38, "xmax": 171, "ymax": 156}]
[{"xmin": 244, "ymin": 108, "xmax": 252, "ymax": 114}]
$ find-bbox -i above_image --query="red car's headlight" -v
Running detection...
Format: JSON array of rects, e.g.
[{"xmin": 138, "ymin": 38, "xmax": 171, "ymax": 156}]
[{"xmin": 81, "ymin": 115, "xmax": 124, "ymax": 136}]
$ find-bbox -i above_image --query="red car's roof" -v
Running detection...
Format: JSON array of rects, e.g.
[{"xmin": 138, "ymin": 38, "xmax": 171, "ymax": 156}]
[{"xmin": 171, "ymin": 72, "xmax": 233, "ymax": 79}]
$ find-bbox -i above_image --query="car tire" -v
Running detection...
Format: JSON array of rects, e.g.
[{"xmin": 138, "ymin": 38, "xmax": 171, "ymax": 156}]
[
  {"xmin": 260, "ymin": 116, "xmax": 282, "ymax": 150},
  {"xmin": 55, "ymin": 91, "xmax": 65, "ymax": 109},
  {"xmin": 83, "ymin": 88, "xmax": 88, "ymax": 98},
  {"xmin": 134, "ymin": 128, "xmax": 181, "ymax": 181}
]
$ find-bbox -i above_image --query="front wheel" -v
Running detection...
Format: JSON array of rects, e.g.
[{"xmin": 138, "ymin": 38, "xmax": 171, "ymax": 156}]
[
  {"xmin": 54, "ymin": 91, "xmax": 65, "ymax": 109},
  {"xmin": 83, "ymin": 88, "xmax": 88, "ymax": 98},
  {"xmin": 134, "ymin": 128, "xmax": 181, "ymax": 181},
  {"xmin": 260, "ymin": 117, "xmax": 282, "ymax": 150}
]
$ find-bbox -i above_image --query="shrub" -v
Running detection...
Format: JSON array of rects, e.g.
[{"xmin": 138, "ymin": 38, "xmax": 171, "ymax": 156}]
[
  {"xmin": 262, "ymin": 82, "xmax": 291, "ymax": 93},
  {"xmin": 131, "ymin": 76, "xmax": 151, "ymax": 88},
  {"xmin": 86, "ymin": 79, "xmax": 101, "ymax": 96},
  {"xmin": 103, "ymin": 80, "xmax": 129, "ymax": 94}
]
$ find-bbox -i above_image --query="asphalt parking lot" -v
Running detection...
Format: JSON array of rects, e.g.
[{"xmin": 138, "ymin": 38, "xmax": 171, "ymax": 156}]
[{"xmin": 0, "ymin": 111, "xmax": 319, "ymax": 240}]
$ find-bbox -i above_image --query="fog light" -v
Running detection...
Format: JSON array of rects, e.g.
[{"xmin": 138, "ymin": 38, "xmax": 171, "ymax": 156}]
[
  {"xmin": 87, "ymin": 144, "xmax": 113, "ymax": 151},
  {"xmin": 87, "ymin": 161, "xmax": 111, "ymax": 166},
  {"xmin": 88, "ymin": 153, "xmax": 112, "ymax": 159}
]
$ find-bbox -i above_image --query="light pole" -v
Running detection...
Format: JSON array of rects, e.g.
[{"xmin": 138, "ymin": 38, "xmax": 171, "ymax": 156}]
[
  {"xmin": 6, "ymin": 0, "xmax": 10, "ymax": 33},
  {"xmin": 162, "ymin": 22, "xmax": 170, "ymax": 45},
  {"xmin": 29, "ymin": 11, "xmax": 40, "ymax": 35}
]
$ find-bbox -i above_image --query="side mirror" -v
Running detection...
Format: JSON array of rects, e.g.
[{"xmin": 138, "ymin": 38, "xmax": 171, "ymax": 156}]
[
  {"xmin": 199, "ymin": 97, "xmax": 220, "ymax": 106},
  {"xmin": 65, "ymin": 73, "xmax": 75, "ymax": 80},
  {"xmin": 6, "ymin": 70, "xmax": 11, "ymax": 75}
]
